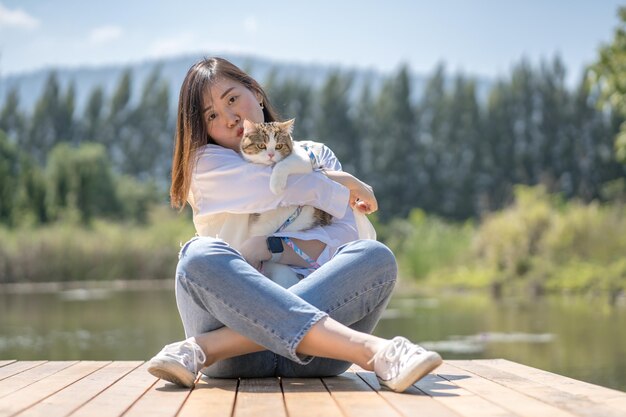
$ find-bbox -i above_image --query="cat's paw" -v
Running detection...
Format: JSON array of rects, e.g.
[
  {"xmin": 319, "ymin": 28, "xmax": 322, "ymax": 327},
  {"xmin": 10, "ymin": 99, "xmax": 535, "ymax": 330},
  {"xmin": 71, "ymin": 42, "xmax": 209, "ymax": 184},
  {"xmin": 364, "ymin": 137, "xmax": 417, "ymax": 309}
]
[{"xmin": 269, "ymin": 173, "xmax": 288, "ymax": 194}]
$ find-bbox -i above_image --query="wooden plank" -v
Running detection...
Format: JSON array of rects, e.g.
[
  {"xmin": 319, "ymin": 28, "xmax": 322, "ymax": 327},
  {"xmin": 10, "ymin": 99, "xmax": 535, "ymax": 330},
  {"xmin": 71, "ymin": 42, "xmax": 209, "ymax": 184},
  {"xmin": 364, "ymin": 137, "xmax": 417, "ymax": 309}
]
[
  {"xmin": 0, "ymin": 362, "xmax": 15, "ymax": 368},
  {"xmin": 17, "ymin": 361, "xmax": 142, "ymax": 417},
  {"xmin": 413, "ymin": 372, "xmax": 517, "ymax": 417},
  {"xmin": 234, "ymin": 378, "xmax": 286, "ymax": 417},
  {"xmin": 177, "ymin": 377, "xmax": 238, "ymax": 417},
  {"xmin": 474, "ymin": 359, "xmax": 626, "ymax": 411},
  {"xmin": 0, "ymin": 361, "xmax": 46, "ymax": 381},
  {"xmin": 282, "ymin": 378, "xmax": 344, "ymax": 417},
  {"xmin": 0, "ymin": 361, "xmax": 109, "ymax": 417},
  {"xmin": 451, "ymin": 360, "xmax": 625, "ymax": 417},
  {"xmin": 0, "ymin": 361, "xmax": 78, "ymax": 398},
  {"xmin": 122, "ymin": 372, "xmax": 195, "ymax": 417},
  {"xmin": 71, "ymin": 362, "xmax": 158, "ymax": 417},
  {"xmin": 322, "ymin": 371, "xmax": 403, "ymax": 417},
  {"xmin": 438, "ymin": 362, "xmax": 579, "ymax": 417},
  {"xmin": 357, "ymin": 370, "xmax": 463, "ymax": 417}
]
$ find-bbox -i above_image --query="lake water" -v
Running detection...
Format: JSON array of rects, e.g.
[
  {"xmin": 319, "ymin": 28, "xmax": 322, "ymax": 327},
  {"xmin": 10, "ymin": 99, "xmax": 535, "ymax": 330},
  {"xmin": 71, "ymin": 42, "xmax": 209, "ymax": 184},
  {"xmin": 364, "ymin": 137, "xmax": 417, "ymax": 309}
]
[{"xmin": 1, "ymin": 283, "xmax": 624, "ymax": 392}]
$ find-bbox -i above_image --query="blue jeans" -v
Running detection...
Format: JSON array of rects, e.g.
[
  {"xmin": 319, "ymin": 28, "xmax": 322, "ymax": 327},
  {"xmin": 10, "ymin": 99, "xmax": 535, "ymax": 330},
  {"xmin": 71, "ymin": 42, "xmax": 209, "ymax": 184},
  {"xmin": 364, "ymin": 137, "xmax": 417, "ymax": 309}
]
[{"xmin": 175, "ymin": 237, "xmax": 397, "ymax": 378}]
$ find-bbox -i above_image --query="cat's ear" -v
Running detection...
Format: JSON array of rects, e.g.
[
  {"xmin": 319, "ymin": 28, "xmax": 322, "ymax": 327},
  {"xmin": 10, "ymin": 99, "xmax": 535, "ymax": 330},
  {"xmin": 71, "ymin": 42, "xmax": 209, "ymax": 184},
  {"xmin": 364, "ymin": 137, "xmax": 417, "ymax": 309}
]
[
  {"xmin": 243, "ymin": 119, "xmax": 257, "ymax": 133},
  {"xmin": 281, "ymin": 118, "xmax": 295, "ymax": 134}
]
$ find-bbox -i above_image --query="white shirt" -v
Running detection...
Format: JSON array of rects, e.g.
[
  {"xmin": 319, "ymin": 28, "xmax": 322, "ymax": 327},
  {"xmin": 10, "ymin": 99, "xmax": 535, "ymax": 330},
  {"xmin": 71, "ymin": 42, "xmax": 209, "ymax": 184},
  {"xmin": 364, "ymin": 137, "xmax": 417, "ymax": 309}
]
[{"xmin": 188, "ymin": 142, "xmax": 376, "ymax": 275}]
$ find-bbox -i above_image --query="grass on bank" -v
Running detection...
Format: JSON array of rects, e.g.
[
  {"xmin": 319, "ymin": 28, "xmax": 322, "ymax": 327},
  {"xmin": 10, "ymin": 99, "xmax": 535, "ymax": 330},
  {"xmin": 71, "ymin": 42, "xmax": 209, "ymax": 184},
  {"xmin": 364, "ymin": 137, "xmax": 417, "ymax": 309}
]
[
  {"xmin": 1, "ymin": 185, "xmax": 626, "ymax": 300},
  {"xmin": 387, "ymin": 185, "xmax": 626, "ymax": 299},
  {"xmin": 0, "ymin": 206, "xmax": 195, "ymax": 284}
]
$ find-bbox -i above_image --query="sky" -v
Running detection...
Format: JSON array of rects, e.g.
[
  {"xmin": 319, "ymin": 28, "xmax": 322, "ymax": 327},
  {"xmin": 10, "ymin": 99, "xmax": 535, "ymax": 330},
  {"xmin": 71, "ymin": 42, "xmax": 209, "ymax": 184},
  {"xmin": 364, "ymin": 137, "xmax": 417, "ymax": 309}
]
[{"xmin": 0, "ymin": 0, "xmax": 624, "ymax": 85}]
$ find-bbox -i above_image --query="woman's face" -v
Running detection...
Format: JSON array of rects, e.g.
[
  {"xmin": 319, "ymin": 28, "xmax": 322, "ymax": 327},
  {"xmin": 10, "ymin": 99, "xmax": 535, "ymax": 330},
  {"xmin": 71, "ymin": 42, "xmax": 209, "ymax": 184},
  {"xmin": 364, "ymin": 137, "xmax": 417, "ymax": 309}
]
[{"xmin": 202, "ymin": 78, "xmax": 265, "ymax": 151}]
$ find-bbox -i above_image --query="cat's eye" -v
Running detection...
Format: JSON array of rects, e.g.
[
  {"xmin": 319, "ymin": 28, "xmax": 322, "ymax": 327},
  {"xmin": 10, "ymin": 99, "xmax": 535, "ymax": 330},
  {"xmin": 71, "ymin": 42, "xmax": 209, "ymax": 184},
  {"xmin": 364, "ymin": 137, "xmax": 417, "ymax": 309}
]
[
  {"xmin": 275, "ymin": 144, "xmax": 283, "ymax": 150},
  {"xmin": 257, "ymin": 143, "xmax": 266, "ymax": 149}
]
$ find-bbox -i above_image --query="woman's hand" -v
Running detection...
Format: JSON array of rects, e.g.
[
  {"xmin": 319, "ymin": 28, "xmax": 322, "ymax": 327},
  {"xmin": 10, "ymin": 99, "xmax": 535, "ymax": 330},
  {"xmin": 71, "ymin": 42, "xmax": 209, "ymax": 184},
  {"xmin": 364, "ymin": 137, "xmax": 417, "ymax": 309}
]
[
  {"xmin": 239, "ymin": 236, "xmax": 271, "ymax": 270},
  {"xmin": 324, "ymin": 170, "xmax": 378, "ymax": 214},
  {"xmin": 349, "ymin": 181, "xmax": 377, "ymax": 214}
]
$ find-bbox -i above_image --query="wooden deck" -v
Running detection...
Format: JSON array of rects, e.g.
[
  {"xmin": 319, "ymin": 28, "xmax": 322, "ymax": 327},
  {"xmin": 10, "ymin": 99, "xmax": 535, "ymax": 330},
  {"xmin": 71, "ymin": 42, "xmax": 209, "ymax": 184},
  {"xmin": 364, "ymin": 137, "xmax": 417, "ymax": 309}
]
[{"xmin": 0, "ymin": 359, "xmax": 625, "ymax": 417}]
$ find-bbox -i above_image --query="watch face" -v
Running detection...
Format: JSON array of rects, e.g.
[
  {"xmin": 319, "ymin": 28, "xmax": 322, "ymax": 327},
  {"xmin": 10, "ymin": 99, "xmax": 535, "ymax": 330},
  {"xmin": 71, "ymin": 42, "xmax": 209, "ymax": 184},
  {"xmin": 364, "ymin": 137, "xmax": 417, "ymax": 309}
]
[{"xmin": 267, "ymin": 237, "xmax": 284, "ymax": 253}]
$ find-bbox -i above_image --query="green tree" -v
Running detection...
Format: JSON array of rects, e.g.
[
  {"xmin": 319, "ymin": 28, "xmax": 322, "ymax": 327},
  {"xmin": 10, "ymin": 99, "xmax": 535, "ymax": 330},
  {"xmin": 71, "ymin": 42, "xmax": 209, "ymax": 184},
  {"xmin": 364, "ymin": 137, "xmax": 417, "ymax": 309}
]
[
  {"xmin": 0, "ymin": 130, "xmax": 48, "ymax": 225},
  {"xmin": 314, "ymin": 71, "xmax": 359, "ymax": 174},
  {"xmin": 440, "ymin": 74, "xmax": 483, "ymax": 219},
  {"xmin": 371, "ymin": 65, "xmax": 417, "ymax": 220},
  {"xmin": 26, "ymin": 72, "xmax": 76, "ymax": 163},
  {"xmin": 536, "ymin": 57, "xmax": 571, "ymax": 194},
  {"xmin": 0, "ymin": 130, "xmax": 19, "ymax": 224},
  {"xmin": 355, "ymin": 82, "xmax": 377, "ymax": 182},
  {"xmin": 417, "ymin": 63, "xmax": 448, "ymax": 213},
  {"xmin": 0, "ymin": 87, "xmax": 25, "ymax": 142},
  {"xmin": 105, "ymin": 68, "xmax": 133, "ymax": 169},
  {"xmin": 590, "ymin": 6, "xmax": 626, "ymax": 162},
  {"xmin": 46, "ymin": 143, "xmax": 119, "ymax": 223},
  {"xmin": 120, "ymin": 66, "xmax": 171, "ymax": 180},
  {"xmin": 80, "ymin": 86, "xmax": 105, "ymax": 145},
  {"xmin": 264, "ymin": 69, "xmax": 315, "ymax": 139}
]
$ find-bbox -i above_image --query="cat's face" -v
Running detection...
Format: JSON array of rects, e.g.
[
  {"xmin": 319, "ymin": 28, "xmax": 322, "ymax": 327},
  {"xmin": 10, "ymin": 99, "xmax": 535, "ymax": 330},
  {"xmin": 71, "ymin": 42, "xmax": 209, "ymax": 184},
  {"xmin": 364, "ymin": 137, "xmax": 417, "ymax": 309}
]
[{"xmin": 240, "ymin": 119, "xmax": 295, "ymax": 165}]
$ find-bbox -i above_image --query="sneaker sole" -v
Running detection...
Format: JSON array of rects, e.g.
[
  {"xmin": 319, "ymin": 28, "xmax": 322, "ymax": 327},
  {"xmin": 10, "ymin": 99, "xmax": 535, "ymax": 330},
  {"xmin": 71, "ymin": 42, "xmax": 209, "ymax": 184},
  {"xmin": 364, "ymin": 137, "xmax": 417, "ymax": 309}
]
[
  {"xmin": 378, "ymin": 351, "xmax": 443, "ymax": 392},
  {"xmin": 147, "ymin": 358, "xmax": 196, "ymax": 388}
]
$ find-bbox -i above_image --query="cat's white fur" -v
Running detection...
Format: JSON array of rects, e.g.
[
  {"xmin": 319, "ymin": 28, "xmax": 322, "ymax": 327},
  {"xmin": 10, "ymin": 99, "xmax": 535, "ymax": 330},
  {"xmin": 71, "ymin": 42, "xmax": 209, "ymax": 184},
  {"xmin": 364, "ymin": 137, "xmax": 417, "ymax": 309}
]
[{"xmin": 241, "ymin": 119, "xmax": 326, "ymax": 238}]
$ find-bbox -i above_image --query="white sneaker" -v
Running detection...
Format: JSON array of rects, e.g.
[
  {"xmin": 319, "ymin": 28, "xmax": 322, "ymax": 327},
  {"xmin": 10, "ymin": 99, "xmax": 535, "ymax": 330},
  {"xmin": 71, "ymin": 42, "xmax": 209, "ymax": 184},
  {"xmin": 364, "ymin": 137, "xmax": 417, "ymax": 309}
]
[
  {"xmin": 369, "ymin": 336, "xmax": 442, "ymax": 392},
  {"xmin": 147, "ymin": 338, "xmax": 207, "ymax": 388}
]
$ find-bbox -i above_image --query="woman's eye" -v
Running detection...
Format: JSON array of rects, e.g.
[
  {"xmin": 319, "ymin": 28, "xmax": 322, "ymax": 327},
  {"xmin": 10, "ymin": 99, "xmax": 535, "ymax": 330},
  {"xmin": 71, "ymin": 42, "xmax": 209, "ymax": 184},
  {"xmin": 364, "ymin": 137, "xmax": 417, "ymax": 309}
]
[
  {"xmin": 257, "ymin": 143, "xmax": 266, "ymax": 149},
  {"xmin": 275, "ymin": 144, "xmax": 283, "ymax": 150},
  {"xmin": 229, "ymin": 96, "xmax": 238, "ymax": 104},
  {"xmin": 207, "ymin": 113, "xmax": 216, "ymax": 121}
]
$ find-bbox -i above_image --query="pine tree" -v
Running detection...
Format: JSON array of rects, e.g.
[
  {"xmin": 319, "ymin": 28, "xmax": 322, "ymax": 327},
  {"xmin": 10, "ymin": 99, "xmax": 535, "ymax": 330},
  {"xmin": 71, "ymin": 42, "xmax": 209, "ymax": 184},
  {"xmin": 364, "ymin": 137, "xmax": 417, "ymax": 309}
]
[
  {"xmin": 120, "ymin": 66, "xmax": 170, "ymax": 181},
  {"xmin": 0, "ymin": 87, "xmax": 25, "ymax": 143},
  {"xmin": 0, "ymin": 130, "xmax": 19, "ymax": 224},
  {"xmin": 371, "ymin": 65, "xmax": 417, "ymax": 220},
  {"xmin": 27, "ymin": 71, "xmax": 61, "ymax": 163},
  {"xmin": 417, "ymin": 63, "xmax": 448, "ymax": 213},
  {"xmin": 81, "ymin": 86, "xmax": 105, "ymax": 145},
  {"xmin": 264, "ymin": 69, "xmax": 315, "ymax": 139},
  {"xmin": 106, "ymin": 68, "xmax": 133, "ymax": 169},
  {"xmin": 314, "ymin": 71, "xmax": 359, "ymax": 174},
  {"xmin": 355, "ymin": 82, "xmax": 377, "ymax": 182}
]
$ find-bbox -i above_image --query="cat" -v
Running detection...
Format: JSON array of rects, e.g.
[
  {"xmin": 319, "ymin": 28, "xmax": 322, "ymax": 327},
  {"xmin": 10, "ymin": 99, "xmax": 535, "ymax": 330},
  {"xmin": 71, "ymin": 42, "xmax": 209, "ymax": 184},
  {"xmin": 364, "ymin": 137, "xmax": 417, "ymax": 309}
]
[{"xmin": 240, "ymin": 118, "xmax": 332, "ymax": 238}]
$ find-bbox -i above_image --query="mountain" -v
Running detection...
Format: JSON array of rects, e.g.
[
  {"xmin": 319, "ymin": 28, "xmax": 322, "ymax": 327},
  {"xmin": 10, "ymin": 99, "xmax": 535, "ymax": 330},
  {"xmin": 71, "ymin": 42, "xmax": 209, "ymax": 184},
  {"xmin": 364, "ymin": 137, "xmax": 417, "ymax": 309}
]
[{"xmin": 0, "ymin": 52, "xmax": 493, "ymax": 114}]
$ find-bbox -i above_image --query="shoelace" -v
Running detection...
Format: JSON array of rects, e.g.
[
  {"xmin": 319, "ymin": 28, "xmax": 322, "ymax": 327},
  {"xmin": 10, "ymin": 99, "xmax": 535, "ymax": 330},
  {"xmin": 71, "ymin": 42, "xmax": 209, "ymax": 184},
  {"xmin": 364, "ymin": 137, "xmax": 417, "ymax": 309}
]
[
  {"xmin": 367, "ymin": 337, "xmax": 426, "ymax": 368},
  {"xmin": 162, "ymin": 339, "xmax": 206, "ymax": 372}
]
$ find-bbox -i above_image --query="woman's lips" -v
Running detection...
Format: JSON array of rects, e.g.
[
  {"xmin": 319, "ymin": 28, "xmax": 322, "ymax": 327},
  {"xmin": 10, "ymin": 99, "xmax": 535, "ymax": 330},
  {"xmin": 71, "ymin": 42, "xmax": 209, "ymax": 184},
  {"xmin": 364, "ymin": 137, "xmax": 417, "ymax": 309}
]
[{"xmin": 237, "ymin": 127, "xmax": 244, "ymax": 137}]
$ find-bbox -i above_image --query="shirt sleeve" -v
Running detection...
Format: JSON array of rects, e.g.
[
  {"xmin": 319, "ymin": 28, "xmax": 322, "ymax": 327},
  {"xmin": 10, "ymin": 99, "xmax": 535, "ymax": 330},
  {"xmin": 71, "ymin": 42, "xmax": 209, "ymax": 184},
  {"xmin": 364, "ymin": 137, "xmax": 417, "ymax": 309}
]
[
  {"xmin": 191, "ymin": 144, "xmax": 349, "ymax": 219},
  {"xmin": 273, "ymin": 143, "xmax": 361, "ymax": 268}
]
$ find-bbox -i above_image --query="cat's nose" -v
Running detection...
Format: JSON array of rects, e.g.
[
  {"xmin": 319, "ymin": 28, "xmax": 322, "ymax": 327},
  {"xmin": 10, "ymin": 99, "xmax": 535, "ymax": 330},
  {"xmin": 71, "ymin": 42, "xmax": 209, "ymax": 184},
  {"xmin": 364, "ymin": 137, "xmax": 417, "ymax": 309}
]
[{"xmin": 267, "ymin": 152, "xmax": 275, "ymax": 159}]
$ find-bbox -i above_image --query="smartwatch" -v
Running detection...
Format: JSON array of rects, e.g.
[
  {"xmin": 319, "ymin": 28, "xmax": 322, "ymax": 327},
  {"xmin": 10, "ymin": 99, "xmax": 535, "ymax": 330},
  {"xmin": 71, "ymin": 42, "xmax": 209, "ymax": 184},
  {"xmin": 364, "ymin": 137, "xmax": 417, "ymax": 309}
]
[{"xmin": 266, "ymin": 236, "xmax": 284, "ymax": 262}]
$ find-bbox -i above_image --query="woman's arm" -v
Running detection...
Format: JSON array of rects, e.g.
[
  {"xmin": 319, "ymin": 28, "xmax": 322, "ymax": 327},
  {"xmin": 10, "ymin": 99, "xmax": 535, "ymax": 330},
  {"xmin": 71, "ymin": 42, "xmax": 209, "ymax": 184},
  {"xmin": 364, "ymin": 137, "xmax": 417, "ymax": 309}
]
[
  {"xmin": 323, "ymin": 170, "xmax": 378, "ymax": 215},
  {"xmin": 192, "ymin": 145, "xmax": 349, "ymax": 218}
]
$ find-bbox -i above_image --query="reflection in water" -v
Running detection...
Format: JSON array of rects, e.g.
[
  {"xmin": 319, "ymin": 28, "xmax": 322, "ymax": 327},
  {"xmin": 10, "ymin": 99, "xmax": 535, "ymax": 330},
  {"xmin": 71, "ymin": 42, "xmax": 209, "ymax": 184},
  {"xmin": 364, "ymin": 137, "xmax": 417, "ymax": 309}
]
[
  {"xmin": 0, "ymin": 286, "xmax": 624, "ymax": 392},
  {"xmin": 421, "ymin": 332, "xmax": 555, "ymax": 354}
]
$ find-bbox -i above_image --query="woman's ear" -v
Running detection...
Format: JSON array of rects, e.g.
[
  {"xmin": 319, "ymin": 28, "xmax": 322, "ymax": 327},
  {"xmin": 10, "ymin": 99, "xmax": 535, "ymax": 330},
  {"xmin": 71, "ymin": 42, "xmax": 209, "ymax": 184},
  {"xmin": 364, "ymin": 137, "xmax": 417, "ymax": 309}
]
[{"xmin": 254, "ymin": 90, "xmax": 263, "ymax": 104}]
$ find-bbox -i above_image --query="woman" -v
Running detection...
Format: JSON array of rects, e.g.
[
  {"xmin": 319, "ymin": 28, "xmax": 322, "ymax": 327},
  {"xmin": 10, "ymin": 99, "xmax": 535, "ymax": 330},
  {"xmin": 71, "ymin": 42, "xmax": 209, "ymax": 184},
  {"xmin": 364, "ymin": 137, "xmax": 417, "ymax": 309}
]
[{"xmin": 147, "ymin": 57, "xmax": 441, "ymax": 393}]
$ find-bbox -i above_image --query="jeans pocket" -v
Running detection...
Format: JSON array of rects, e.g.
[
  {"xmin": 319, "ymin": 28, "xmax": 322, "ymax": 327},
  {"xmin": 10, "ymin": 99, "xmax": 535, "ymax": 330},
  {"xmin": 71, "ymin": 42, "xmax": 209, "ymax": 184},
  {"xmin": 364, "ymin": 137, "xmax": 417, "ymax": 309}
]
[{"xmin": 178, "ymin": 236, "xmax": 201, "ymax": 259}]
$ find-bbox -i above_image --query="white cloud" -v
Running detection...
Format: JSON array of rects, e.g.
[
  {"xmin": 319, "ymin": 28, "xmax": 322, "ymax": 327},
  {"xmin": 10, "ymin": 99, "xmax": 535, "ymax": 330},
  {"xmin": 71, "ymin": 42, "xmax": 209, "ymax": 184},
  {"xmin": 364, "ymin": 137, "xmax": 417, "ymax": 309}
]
[
  {"xmin": 89, "ymin": 25, "xmax": 123, "ymax": 44},
  {"xmin": 148, "ymin": 32, "xmax": 197, "ymax": 57},
  {"xmin": 0, "ymin": 3, "xmax": 39, "ymax": 29},
  {"xmin": 243, "ymin": 16, "xmax": 258, "ymax": 34}
]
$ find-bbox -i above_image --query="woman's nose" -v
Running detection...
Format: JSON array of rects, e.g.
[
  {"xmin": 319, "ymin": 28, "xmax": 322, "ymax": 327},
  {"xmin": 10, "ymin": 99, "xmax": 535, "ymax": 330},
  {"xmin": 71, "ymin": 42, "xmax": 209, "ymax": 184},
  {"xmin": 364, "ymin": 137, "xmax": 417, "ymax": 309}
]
[{"xmin": 227, "ymin": 112, "xmax": 240, "ymax": 128}]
